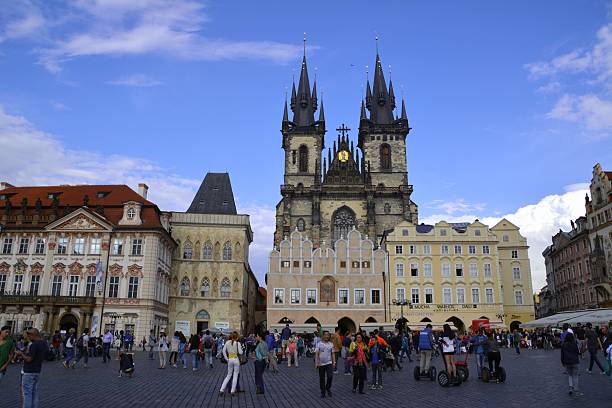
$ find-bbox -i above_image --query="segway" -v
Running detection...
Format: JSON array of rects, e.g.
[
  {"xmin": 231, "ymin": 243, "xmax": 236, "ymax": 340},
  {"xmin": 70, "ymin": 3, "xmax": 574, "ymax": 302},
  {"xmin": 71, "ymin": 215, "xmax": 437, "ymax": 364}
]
[
  {"xmin": 481, "ymin": 366, "xmax": 506, "ymax": 383},
  {"xmin": 437, "ymin": 347, "xmax": 462, "ymax": 387},
  {"xmin": 454, "ymin": 351, "xmax": 470, "ymax": 382},
  {"xmin": 413, "ymin": 365, "xmax": 437, "ymax": 381}
]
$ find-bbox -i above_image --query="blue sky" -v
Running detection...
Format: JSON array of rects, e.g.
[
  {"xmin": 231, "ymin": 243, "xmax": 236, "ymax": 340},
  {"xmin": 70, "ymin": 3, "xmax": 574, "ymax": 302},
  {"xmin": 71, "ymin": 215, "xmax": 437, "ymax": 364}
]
[{"xmin": 1, "ymin": 0, "xmax": 611, "ymax": 288}]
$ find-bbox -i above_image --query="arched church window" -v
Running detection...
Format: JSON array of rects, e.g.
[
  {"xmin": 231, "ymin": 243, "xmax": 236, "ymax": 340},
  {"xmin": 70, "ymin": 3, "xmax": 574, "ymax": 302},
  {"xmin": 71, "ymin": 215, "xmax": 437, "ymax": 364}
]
[
  {"xmin": 183, "ymin": 241, "xmax": 192, "ymax": 259},
  {"xmin": 200, "ymin": 278, "xmax": 210, "ymax": 297},
  {"xmin": 297, "ymin": 218, "xmax": 305, "ymax": 232},
  {"xmin": 180, "ymin": 277, "xmax": 190, "ymax": 296},
  {"xmin": 223, "ymin": 241, "xmax": 232, "ymax": 260},
  {"xmin": 202, "ymin": 242, "xmax": 212, "ymax": 260},
  {"xmin": 299, "ymin": 145, "xmax": 308, "ymax": 173},
  {"xmin": 220, "ymin": 278, "xmax": 231, "ymax": 297},
  {"xmin": 380, "ymin": 143, "xmax": 391, "ymax": 170},
  {"xmin": 332, "ymin": 207, "xmax": 355, "ymax": 242}
]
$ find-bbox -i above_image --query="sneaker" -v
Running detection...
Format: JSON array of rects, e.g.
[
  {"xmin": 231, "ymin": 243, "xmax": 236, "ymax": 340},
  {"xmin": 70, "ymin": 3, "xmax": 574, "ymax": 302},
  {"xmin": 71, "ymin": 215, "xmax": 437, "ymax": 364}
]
[
  {"xmin": 370, "ymin": 384, "xmax": 377, "ymax": 390},
  {"xmin": 378, "ymin": 385, "xmax": 383, "ymax": 390}
]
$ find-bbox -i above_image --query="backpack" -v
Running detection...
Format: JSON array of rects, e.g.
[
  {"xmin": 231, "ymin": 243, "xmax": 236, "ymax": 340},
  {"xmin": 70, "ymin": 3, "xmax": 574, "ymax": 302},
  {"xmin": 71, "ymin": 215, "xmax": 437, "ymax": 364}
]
[
  {"xmin": 204, "ymin": 336, "xmax": 213, "ymax": 349},
  {"xmin": 76, "ymin": 335, "xmax": 85, "ymax": 348}
]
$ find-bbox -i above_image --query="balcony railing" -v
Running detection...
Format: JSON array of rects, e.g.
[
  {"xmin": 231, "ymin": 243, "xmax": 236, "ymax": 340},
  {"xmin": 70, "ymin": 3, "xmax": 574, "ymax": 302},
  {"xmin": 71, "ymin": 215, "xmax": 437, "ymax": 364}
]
[{"xmin": 0, "ymin": 293, "xmax": 96, "ymax": 305}]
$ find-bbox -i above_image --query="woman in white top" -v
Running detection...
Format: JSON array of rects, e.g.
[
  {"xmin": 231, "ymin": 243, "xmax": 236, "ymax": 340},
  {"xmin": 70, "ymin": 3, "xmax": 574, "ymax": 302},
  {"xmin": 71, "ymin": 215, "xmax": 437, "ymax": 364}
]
[
  {"xmin": 169, "ymin": 332, "xmax": 180, "ymax": 367},
  {"xmin": 219, "ymin": 331, "xmax": 243, "ymax": 396},
  {"xmin": 158, "ymin": 332, "xmax": 168, "ymax": 369},
  {"xmin": 440, "ymin": 324, "xmax": 456, "ymax": 380}
]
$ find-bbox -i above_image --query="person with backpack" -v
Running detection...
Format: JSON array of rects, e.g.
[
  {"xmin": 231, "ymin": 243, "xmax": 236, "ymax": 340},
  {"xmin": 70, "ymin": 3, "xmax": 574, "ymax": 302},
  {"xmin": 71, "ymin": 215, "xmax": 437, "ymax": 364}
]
[
  {"xmin": 74, "ymin": 328, "xmax": 90, "ymax": 368},
  {"xmin": 418, "ymin": 324, "xmax": 435, "ymax": 376},
  {"xmin": 561, "ymin": 332, "xmax": 581, "ymax": 395},
  {"xmin": 189, "ymin": 333, "xmax": 200, "ymax": 371},
  {"xmin": 63, "ymin": 329, "xmax": 76, "ymax": 368},
  {"xmin": 202, "ymin": 330, "xmax": 214, "ymax": 369}
]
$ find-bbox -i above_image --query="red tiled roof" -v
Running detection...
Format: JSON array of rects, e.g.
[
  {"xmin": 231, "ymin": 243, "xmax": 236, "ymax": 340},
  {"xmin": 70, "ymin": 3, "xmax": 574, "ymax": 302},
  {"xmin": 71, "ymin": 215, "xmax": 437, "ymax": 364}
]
[
  {"xmin": 605, "ymin": 171, "xmax": 612, "ymax": 180},
  {"xmin": 258, "ymin": 287, "xmax": 267, "ymax": 297},
  {"xmin": 0, "ymin": 184, "xmax": 164, "ymax": 231}
]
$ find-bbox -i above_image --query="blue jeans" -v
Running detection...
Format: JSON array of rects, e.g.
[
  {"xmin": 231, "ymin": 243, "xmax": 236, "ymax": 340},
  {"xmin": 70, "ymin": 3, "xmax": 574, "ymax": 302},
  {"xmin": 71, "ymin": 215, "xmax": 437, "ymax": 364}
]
[
  {"xmin": 64, "ymin": 348, "xmax": 75, "ymax": 365},
  {"xmin": 21, "ymin": 373, "xmax": 41, "ymax": 408},
  {"xmin": 190, "ymin": 350, "xmax": 199, "ymax": 369},
  {"xmin": 475, "ymin": 353, "xmax": 485, "ymax": 375},
  {"xmin": 204, "ymin": 349, "xmax": 213, "ymax": 366},
  {"xmin": 178, "ymin": 351, "xmax": 187, "ymax": 368}
]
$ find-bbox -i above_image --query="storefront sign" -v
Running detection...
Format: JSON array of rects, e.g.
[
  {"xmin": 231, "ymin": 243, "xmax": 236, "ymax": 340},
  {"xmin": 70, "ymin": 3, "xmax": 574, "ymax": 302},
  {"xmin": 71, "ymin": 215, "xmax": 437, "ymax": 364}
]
[
  {"xmin": 409, "ymin": 304, "xmax": 480, "ymax": 312},
  {"xmin": 215, "ymin": 321, "xmax": 230, "ymax": 332},
  {"xmin": 175, "ymin": 320, "xmax": 190, "ymax": 335}
]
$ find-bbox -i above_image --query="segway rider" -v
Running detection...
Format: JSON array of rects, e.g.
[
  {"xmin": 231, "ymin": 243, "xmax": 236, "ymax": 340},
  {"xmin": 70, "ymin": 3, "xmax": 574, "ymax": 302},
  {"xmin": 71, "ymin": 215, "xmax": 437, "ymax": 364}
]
[
  {"xmin": 418, "ymin": 324, "xmax": 435, "ymax": 375},
  {"xmin": 440, "ymin": 324, "xmax": 457, "ymax": 382},
  {"xmin": 486, "ymin": 332, "xmax": 501, "ymax": 381},
  {"xmin": 471, "ymin": 328, "xmax": 487, "ymax": 378}
]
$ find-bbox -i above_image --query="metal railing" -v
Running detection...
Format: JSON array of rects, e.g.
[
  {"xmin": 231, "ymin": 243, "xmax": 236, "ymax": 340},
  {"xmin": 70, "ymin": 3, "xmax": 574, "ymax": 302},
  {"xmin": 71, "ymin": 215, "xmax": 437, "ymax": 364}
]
[{"xmin": 0, "ymin": 293, "xmax": 96, "ymax": 305}]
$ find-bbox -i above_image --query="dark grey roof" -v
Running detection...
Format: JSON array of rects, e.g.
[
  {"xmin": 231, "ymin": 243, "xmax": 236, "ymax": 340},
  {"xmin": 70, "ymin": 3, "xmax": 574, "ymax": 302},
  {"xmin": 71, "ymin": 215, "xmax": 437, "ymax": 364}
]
[
  {"xmin": 449, "ymin": 222, "xmax": 469, "ymax": 233},
  {"xmin": 416, "ymin": 224, "xmax": 434, "ymax": 233},
  {"xmin": 187, "ymin": 173, "xmax": 237, "ymax": 215}
]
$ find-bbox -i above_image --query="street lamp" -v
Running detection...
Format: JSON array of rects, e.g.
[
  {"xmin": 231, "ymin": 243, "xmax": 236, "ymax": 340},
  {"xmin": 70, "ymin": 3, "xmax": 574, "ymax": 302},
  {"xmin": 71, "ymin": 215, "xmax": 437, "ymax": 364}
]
[{"xmin": 392, "ymin": 298, "xmax": 410, "ymax": 333}]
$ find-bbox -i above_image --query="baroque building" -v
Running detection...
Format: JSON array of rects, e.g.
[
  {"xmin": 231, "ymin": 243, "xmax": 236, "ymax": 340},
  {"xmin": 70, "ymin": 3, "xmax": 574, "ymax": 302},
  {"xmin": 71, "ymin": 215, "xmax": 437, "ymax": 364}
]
[
  {"xmin": 386, "ymin": 219, "xmax": 534, "ymax": 332},
  {"xmin": 168, "ymin": 173, "xmax": 258, "ymax": 335},
  {"xmin": 0, "ymin": 183, "xmax": 175, "ymax": 339}
]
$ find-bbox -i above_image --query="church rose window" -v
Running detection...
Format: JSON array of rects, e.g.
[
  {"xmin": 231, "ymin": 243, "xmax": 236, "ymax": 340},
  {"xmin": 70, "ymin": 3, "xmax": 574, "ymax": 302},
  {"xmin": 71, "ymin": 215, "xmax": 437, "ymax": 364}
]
[{"xmin": 332, "ymin": 207, "xmax": 355, "ymax": 242}]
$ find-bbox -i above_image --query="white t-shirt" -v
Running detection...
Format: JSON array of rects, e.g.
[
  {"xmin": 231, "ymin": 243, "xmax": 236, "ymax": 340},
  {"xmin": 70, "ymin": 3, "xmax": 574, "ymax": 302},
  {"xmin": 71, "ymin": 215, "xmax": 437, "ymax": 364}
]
[
  {"xmin": 223, "ymin": 341, "xmax": 243, "ymax": 360},
  {"xmin": 159, "ymin": 336, "xmax": 169, "ymax": 351},
  {"xmin": 441, "ymin": 336, "xmax": 455, "ymax": 353},
  {"xmin": 317, "ymin": 341, "xmax": 334, "ymax": 366}
]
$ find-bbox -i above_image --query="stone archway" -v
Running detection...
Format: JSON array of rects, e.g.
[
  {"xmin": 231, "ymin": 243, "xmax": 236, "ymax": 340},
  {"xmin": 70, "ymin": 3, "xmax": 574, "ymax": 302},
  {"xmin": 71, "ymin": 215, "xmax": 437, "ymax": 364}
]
[
  {"xmin": 510, "ymin": 321, "xmax": 522, "ymax": 332},
  {"xmin": 446, "ymin": 316, "xmax": 466, "ymax": 333},
  {"xmin": 305, "ymin": 316, "xmax": 320, "ymax": 324},
  {"xmin": 59, "ymin": 313, "xmax": 79, "ymax": 333},
  {"xmin": 337, "ymin": 316, "xmax": 356, "ymax": 336},
  {"xmin": 365, "ymin": 316, "xmax": 377, "ymax": 323}
]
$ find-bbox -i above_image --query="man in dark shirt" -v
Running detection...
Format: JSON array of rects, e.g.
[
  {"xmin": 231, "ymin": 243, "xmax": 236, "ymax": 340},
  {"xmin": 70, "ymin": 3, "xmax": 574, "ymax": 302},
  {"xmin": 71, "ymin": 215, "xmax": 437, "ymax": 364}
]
[
  {"xmin": 15, "ymin": 328, "xmax": 48, "ymax": 408},
  {"xmin": 584, "ymin": 323, "xmax": 605, "ymax": 374}
]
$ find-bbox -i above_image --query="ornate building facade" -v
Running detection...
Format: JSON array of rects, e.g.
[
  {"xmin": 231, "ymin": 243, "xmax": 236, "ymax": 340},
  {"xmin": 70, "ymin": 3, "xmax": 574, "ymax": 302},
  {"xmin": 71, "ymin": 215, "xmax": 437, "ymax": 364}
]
[
  {"xmin": 168, "ymin": 173, "xmax": 259, "ymax": 335},
  {"xmin": 0, "ymin": 183, "xmax": 175, "ymax": 339}
]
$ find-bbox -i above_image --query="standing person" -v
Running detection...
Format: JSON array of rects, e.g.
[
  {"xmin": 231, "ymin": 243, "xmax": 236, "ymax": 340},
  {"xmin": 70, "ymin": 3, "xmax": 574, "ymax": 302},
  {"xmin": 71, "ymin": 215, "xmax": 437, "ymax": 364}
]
[
  {"xmin": 219, "ymin": 331, "xmax": 243, "ymax": 396},
  {"xmin": 513, "ymin": 329, "xmax": 522, "ymax": 355},
  {"xmin": 575, "ymin": 324, "xmax": 586, "ymax": 358},
  {"xmin": 440, "ymin": 324, "xmax": 457, "ymax": 382},
  {"xmin": 15, "ymin": 328, "xmax": 48, "ymax": 408},
  {"xmin": 148, "ymin": 330, "xmax": 157, "ymax": 360},
  {"xmin": 287, "ymin": 335, "xmax": 298, "ymax": 367},
  {"xmin": 63, "ymin": 329, "xmax": 76, "ymax": 368},
  {"xmin": 177, "ymin": 333, "xmax": 188, "ymax": 369},
  {"xmin": 158, "ymin": 332, "xmax": 168, "ymax": 369},
  {"xmin": 315, "ymin": 331, "xmax": 335, "ymax": 398},
  {"xmin": 331, "ymin": 327, "xmax": 342, "ymax": 374},
  {"xmin": 400, "ymin": 331, "xmax": 412, "ymax": 363},
  {"xmin": 584, "ymin": 323, "xmax": 605, "ymax": 374},
  {"xmin": 418, "ymin": 324, "xmax": 435, "ymax": 376},
  {"xmin": 50, "ymin": 331, "xmax": 61, "ymax": 360},
  {"xmin": 389, "ymin": 330, "xmax": 403, "ymax": 371},
  {"xmin": 169, "ymin": 332, "xmax": 180, "ymax": 367},
  {"xmin": 280, "ymin": 324, "xmax": 291, "ymax": 360},
  {"xmin": 189, "ymin": 333, "xmax": 200, "ymax": 371},
  {"xmin": 342, "ymin": 332, "xmax": 353, "ymax": 375},
  {"xmin": 349, "ymin": 334, "xmax": 369, "ymax": 394},
  {"xmin": 0, "ymin": 325, "xmax": 15, "ymax": 381},
  {"xmin": 561, "ymin": 333, "xmax": 582, "ymax": 396},
  {"xmin": 102, "ymin": 329, "xmax": 113, "ymax": 363},
  {"xmin": 471, "ymin": 328, "xmax": 487, "ymax": 378},
  {"xmin": 369, "ymin": 336, "xmax": 383, "ymax": 390},
  {"xmin": 202, "ymin": 330, "xmax": 214, "ymax": 369},
  {"xmin": 74, "ymin": 328, "xmax": 90, "ymax": 368},
  {"xmin": 254, "ymin": 333, "xmax": 269, "ymax": 395},
  {"xmin": 486, "ymin": 332, "xmax": 502, "ymax": 381}
]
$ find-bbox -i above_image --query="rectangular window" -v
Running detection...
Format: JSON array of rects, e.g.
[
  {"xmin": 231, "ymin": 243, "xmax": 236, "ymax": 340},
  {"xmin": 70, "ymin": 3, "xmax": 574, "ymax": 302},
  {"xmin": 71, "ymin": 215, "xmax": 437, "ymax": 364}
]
[
  {"xmin": 395, "ymin": 263, "xmax": 404, "ymax": 277},
  {"xmin": 425, "ymin": 288, "xmax": 434, "ymax": 304},
  {"xmin": 503, "ymin": 235, "xmax": 509, "ymax": 242},
  {"xmin": 340, "ymin": 261, "xmax": 346, "ymax": 268},
  {"xmin": 338, "ymin": 289, "xmax": 349, "ymax": 305},
  {"xmin": 73, "ymin": 238, "xmax": 85, "ymax": 255},
  {"xmin": 128, "ymin": 277, "xmax": 139, "ymax": 299},
  {"xmin": 281, "ymin": 261, "xmax": 290, "ymax": 268},
  {"xmin": 482, "ymin": 245, "xmax": 490, "ymax": 254},
  {"xmin": 68, "ymin": 275, "xmax": 79, "ymax": 296},
  {"xmin": 440, "ymin": 229, "xmax": 447, "ymax": 236},
  {"xmin": 410, "ymin": 263, "xmax": 419, "ymax": 277},
  {"xmin": 354, "ymin": 289, "xmax": 365, "ymax": 305},
  {"xmin": 411, "ymin": 288, "xmax": 420, "ymax": 304},
  {"xmin": 304, "ymin": 261, "xmax": 312, "ymax": 268},
  {"xmin": 454, "ymin": 245, "xmax": 462, "ymax": 254},
  {"xmin": 108, "ymin": 276, "xmax": 119, "ymax": 298},
  {"xmin": 395, "ymin": 245, "xmax": 403, "ymax": 254},
  {"xmin": 371, "ymin": 289, "xmax": 381, "ymax": 304},
  {"xmin": 57, "ymin": 238, "xmax": 68, "ymax": 254},
  {"xmin": 442, "ymin": 263, "xmax": 450, "ymax": 278},
  {"xmin": 274, "ymin": 288, "xmax": 284, "ymax": 304},
  {"xmin": 51, "ymin": 276, "xmax": 62, "ymax": 296},
  {"xmin": 85, "ymin": 276, "xmax": 96, "ymax": 297},
  {"xmin": 2, "ymin": 238, "xmax": 13, "ymax": 254},
  {"xmin": 469, "ymin": 263, "xmax": 478, "ymax": 278},
  {"xmin": 0, "ymin": 274, "xmax": 6, "ymax": 293},
  {"xmin": 422, "ymin": 244, "xmax": 431, "ymax": 255},
  {"xmin": 424, "ymin": 263, "xmax": 432, "ymax": 278},
  {"xmin": 112, "ymin": 239, "xmax": 123, "ymax": 255},
  {"xmin": 131, "ymin": 239, "xmax": 143, "ymax": 255},
  {"xmin": 90, "ymin": 238, "xmax": 101, "ymax": 255},
  {"xmin": 18, "ymin": 238, "xmax": 29, "ymax": 254},
  {"xmin": 441, "ymin": 245, "xmax": 449, "ymax": 255},
  {"xmin": 29, "ymin": 275, "xmax": 40, "ymax": 295},
  {"xmin": 512, "ymin": 267, "xmax": 521, "ymax": 280},
  {"xmin": 484, "ymin": 263, "xmax": 492, "ymax": 279},
  {"xmin": 290, "ymin": 288, "xmax": 300, "ymax": 304},
  {"xmin": 409, "ymin": 245, "xmax": 416, "ymax": 255},
  {"xmin": 35, "ymin": 238, "xmax": 45, "ymax": 254},
  {"xmin": 456, "ymin": 288, "xmax": 466, "ymax": 304},
  {"xmin": 402, "ymin": 229, "xmax": 409, "ymax": 236},
  {"xmin": 474, "ymin": 229, "xmax": 481, "ymax": 236},
  {"xmin": 396, "ymin": 288, "xmax": 405, "ymax": 302},
  {"xmin": 306, "ymin": 288, "xmax": 317, "ymax": 304},
  {"xmin": 511, "ymin": 250, "xmax": 518, "ymax": 259},
  {"xmin": 351, "ymin": 261, "xmax": 360, "ymax": 268},
  {"xmin": 293, "ymin": 261, "xmax": 300, "ymax": 268},
  {"xmin": 13, "ymin": 274, "xmax": 24, "ymax": 294},
  {"xmin": 471, "ymin": 288, "xmax": 480, "ymax": 304},
  {"xmin": 455, "ymin": 263, "xmax": 464, "ymax": 277},
  {"xmin": 514, "ymin": 290, "xmax": 524, "ymax": 305},
  {"xmin": 485, "ymin": 288, "xmax": 494, "ymax": 304},
  {"xmin": 468, "ymin": 245, "xmax": 476, "ymax": 255},
  {"xmin": 361, "ymin": 261, "xmax": 370, "ymax": 268},
  {"xmin": 443, "ymin": 288, "xmax": 452, "ymax": 304}
]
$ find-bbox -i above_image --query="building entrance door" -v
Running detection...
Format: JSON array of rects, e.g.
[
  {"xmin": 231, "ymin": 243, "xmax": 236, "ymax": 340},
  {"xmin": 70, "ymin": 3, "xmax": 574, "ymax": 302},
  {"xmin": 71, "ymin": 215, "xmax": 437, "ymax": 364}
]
[
  {"xmin": 197, "ymin": 321, "xmax": 209, "ymax": 334},
  {"xmin": 59, "ymin": 313, "xmax": 79, "ymax": 333}
]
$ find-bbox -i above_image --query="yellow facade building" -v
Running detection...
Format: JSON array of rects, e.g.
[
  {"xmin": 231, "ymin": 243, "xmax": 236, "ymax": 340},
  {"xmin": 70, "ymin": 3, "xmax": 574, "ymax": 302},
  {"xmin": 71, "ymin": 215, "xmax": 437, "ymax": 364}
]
[{"xmin": 386, "ymin": 219, "xmax": 534, "ymax": 332}]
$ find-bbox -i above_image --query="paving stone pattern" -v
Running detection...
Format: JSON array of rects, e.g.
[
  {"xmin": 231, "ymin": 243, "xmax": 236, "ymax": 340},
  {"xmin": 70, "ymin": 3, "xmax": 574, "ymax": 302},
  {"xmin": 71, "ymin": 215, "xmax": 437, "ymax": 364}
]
[{"xmin": 1, "ymin": 349, "xmax": 611, "ymax": 408}]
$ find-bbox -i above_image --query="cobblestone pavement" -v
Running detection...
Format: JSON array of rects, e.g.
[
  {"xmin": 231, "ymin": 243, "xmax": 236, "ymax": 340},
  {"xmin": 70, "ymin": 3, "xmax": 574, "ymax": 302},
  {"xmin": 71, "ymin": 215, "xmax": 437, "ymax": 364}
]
[{"xmin": 1, "ymin": 349, "xmax": 611, "ymax": 408}]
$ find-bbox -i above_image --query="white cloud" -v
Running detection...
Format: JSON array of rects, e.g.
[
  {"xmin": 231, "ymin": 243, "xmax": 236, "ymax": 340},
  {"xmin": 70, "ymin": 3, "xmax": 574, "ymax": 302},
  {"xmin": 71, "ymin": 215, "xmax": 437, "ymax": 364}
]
[
  {"xmin": 0, "ymin": 1, "xmax": 46, "ymax": 42},
  {"xmin": 50, "ymin": 100, "xmax": 68, "ymax": 111},
  {"xmin": 237, "ymin": 203, "xmax": 276, "ymax": 286},
  {"xmin": 426, "ymin": 198, "xmax": 486, "ymax": 215},
  {"xmin": 108, "ymin": 74, "xmax": 162, "ymax": 87},
  {"xmin": 547, "ymin": 93, "xmax": 612, "ymax": 131},
  {"xmin": 421, "ymin": 187, "xmax": 588, "ymax": 292}
]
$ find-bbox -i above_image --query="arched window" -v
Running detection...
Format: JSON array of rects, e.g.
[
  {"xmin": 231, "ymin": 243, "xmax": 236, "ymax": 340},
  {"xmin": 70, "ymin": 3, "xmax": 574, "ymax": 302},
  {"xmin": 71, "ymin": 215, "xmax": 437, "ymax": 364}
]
[
  {"xmin": 298, "ymin": 145, "xmax": 308, "ymax": 173},
  {"xmin": 380, "ymin": 143, "xmax": 391, "ymax": 170},
  {"xmin": 297, "ymin": 218, "xmax": 305, "ymax": 232},
  {"xmin": 200, "ymin": 278, "xmax": 210, "ymax": 297},
  {"xmin": 180, "ymin": 277, "xmax": 190, "ymax": 296},
  {"xmin": 202, "ymin": 242, "xmax": 212, "ymax": 260},
  {"xmin": 127, "ymin": 208, "xmax": 136, "ymax": 220},
  {"xmin": 332, "ymin": 207, "xmax": 355, "ymax": 242},
  {"xmin": 222, "ymin": 241, "xmax": 232, "ymax": 260},
  {"xmin": 220, "ymin": 278, "xmax": 231, "ymax": 298},
  {"xmin": 183, "ymin": 241, "xmax": 192, "ymax": 259}
]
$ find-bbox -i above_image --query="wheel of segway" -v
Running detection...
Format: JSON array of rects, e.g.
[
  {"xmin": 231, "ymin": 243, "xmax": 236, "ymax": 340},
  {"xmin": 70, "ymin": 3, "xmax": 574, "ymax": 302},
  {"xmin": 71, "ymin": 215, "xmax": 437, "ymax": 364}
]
[
  {"xmin": 429, "ymin": 366, "xmax": 437, "ymax": 381},
  {"xmin": 498, "ymin": 367, "xmax": 507, "ymax": 383},
  {"xmin": 457, "ymin": 366, "xmax": 469, "ymax": 382},
  {"xmin": 481, "ymin": 367, "xmax": 490, "ymax": 382},
  {"xmin": 413, "ymin": 366, "xmax": 421, "ymax": 381},
  {"xmin": 437, "ymin": 370, "xmax": 450, "ymax": 387},
  {"xmin": 453, "ymin": 373, "xmax": 463, "ymax": 386}
]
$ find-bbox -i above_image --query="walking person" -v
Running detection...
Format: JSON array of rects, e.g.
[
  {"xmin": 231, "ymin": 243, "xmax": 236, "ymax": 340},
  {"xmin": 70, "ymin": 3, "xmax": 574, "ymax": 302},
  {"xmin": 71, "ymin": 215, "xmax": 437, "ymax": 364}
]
[
  {"xmin": 158, "ymin": 332, "xmax": 168, "ymax": 369},
  {"xmin": 189, "ymin": 333, "xmax": 200, "ymax": 371},
  {"xmin": 561, "ymin": 333, "xmax": 582, "ymax": 396},
  {"xmin": 0, "ymin": 325, "xmax": 15, "ymax": 381},
  {"xmin": 177, "ymin": 333, "xmax": 188, "ymax": 369},
  {"xmin": 585, "ymin": 323, "xmax": 605, "ymax": 374},
  {"xmin": 315, "ymin": 331, "xmax": 335, "ymax": 398},
  {"xmin": 148, "ymin": 330, "xmax": 157, "ymax": 360},
  {"xmin": 349, "ymin": 334, "xmax": 369, "ymax": 394},
  {"xmin": 331, "ymin": 327, "xmax": 342, "ymax": 374},
  {"xmin": 513, "ymin": 329, "xmax": 522, "ymax": 355},
  {"xmin": 287, "ymin": 335, "xmax": 298, "ymax": 367},
  {"xmin": 102, "ymin": 329, "xmax": 113, "ymax": 363},
  {"xmin": 254, "ymin": 333, "xmax": 269, "ymax": 395},
  {"xmin": 219, "ymin": 331, "xmax": 243, "ymax": 396},
  {"xmin": 169, "ymin": 331, "xmax": 180, "ymax": 367},
  {"xmin": 280, "ymin": 324, "xmax": 291, "ymax": 360},
  {"xmin": 342, "ymin": 332, "xmax": 353, "ymax": 375},
  {"xmin": 74, "ymin": 328, "xmax": 90, "ymax": 368},
  {"xmin": 202, "ymin": 330, "xmax": 214, "ymax": 369},
  {"xmin": 63, "ymin": 329, "xmax": 76, "ymax": 368},
  {"xmin": 15, "ymin": 328, "xmax": 48, "ymax": 408}
]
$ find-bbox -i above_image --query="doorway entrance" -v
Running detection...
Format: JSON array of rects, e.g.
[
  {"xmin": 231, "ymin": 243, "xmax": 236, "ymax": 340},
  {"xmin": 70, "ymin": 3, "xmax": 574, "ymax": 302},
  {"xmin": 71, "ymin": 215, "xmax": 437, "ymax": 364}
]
[
  {"xmin": 337, "ymin": 317, "xmax": 356, "ymax": 336},
  {"xmin": 197, "ymin": 321, "xmax": 209, "ymax": 334},
  {"xmin": 59, "ymin": 313, "xmax": 78, "ymax": 333}
]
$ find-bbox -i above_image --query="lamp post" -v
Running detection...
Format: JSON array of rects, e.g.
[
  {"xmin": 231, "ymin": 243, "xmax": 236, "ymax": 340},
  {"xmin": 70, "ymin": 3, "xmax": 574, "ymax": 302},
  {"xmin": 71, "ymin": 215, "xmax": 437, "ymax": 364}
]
[{"xmin": 392, "ymin": 298, "xmax": 410, "ymax": 333}]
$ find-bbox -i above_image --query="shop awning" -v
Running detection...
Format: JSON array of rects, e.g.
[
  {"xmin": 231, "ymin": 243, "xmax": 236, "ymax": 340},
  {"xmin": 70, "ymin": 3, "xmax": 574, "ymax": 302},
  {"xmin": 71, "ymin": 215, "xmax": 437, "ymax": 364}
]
[
  {"xmin": 521, "ymin": 309, "xmax": 612, "ymax": 328},
  {"xmin": 561, "ymin": 308, "xmax": 612, "ymax": 325}
]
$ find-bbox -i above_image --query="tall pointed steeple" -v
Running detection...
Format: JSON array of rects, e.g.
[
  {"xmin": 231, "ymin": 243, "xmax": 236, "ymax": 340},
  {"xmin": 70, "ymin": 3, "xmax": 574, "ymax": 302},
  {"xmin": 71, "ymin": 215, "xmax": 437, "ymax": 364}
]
[
  {"xmin": 318, "ymin": 98, "xmax": 325, "ymax": 123},
  {"xmin": 292, "ymin": 35, "xmax": 316, "ymax": 127},
  {"xmin": 401, "ymin": 97, "xmax": 407, "ymax": 121},
  {"xmin": 388, "ymin": 78, "xmax": 396, "ymax": 110},
  {"xmin": 360, "ymin": 99, "xmax": 367, "ymax": 120},
  {"xmin": 366, "ymin": 51, "xmax": 394, "ymax": 124},
  {"xmin": 282, "ymin": 94, "xmax": 289, "ymax": 123}
]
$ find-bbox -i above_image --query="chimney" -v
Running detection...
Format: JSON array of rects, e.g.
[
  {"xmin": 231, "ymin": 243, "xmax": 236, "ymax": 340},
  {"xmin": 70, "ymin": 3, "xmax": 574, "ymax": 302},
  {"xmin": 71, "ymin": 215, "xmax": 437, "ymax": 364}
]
[
  {"xmin": 138, "ymin": 183, "xmax": 148, "ymax": 199},
  {"xmin": 0, "ymin": 182, "xmax": 15, "ymax": 191}
]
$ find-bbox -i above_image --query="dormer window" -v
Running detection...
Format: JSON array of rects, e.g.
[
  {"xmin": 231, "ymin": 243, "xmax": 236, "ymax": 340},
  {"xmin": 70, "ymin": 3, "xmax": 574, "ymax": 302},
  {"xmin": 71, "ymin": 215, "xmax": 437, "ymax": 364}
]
[
  {"xmin": 96, "ymin": 191, "xmax": 110, "ymax": 199},
  {"xmin": 127, "ymin": 208, "xmax": 136, "ymax": 220}
]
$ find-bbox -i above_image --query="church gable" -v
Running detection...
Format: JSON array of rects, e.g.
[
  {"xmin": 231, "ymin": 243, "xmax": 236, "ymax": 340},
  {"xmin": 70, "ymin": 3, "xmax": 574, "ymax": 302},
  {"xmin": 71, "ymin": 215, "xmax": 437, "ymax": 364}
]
[{"xmin": 45, "ymin": 208, "xmax": 113, "ymax": 232}]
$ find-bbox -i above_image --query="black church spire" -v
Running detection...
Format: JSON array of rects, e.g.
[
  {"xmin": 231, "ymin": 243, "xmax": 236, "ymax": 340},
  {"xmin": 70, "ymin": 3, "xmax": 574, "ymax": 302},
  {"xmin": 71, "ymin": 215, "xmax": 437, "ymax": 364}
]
[{"xmin": 366, "ymin": 52, "xmax": 394, "ymax": 124}]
